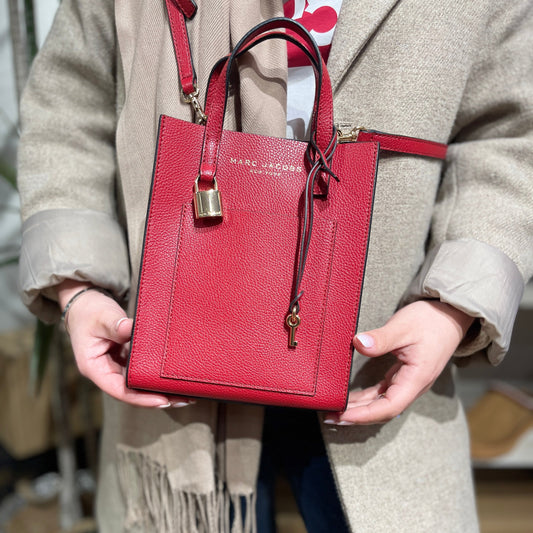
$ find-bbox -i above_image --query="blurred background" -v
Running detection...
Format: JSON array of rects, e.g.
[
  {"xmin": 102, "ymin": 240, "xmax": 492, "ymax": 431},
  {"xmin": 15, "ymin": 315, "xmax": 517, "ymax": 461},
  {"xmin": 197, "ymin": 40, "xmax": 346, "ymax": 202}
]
[{"xmin": 0, "ymin": 1, "xmax": 532, "ymax": 532}]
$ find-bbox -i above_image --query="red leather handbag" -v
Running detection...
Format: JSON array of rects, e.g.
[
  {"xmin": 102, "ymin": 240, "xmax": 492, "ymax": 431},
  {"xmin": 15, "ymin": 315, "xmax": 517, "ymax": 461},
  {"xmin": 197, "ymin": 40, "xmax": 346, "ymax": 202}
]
[{"xmin": 126, "ymin": 9, "xmax": 447, "ymax": 411}]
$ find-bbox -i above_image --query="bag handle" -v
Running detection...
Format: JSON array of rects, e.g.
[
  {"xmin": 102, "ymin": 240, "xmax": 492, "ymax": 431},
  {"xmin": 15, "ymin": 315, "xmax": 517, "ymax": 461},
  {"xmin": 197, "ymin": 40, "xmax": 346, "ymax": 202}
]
[
  {"xmin": 198, "ymin": 18, "xmax": 337, "ymax": 184},
  {"xmin": 163, "ymin": 3, "xmax": 448, "ymax": 159},
  {"xmin": 195, "ymin": 19, "xmax": 339, "ymax": 320},
  {"xmin": 203, "ymin": 24, "xmax": 329, "ymax": 145}
]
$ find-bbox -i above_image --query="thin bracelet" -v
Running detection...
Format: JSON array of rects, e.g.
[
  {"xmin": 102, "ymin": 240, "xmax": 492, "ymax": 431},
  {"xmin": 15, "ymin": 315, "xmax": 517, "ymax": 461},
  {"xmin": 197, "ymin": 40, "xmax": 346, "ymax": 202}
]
[{"xmin": 60, "ymin": 286, "xmax": 114, "ymax": 323}]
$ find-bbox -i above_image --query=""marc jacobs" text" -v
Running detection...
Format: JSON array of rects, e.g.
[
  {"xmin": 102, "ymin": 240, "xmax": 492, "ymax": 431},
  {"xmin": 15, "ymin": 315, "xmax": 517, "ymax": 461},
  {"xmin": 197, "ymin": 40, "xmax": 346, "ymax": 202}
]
[{"xmin": 229, "ymin": 158, "xmax": 303, "ymax": 173}]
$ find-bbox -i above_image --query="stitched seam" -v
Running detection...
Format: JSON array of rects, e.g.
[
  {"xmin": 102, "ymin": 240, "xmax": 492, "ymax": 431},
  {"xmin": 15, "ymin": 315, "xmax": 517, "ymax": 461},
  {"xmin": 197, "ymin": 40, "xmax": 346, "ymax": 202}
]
[
  {"xmin": 129, "ymin": 117, "xmax": 168, "ymax": 373},
  {"xmin": 177, "ymin": 11, "xmax": 194, "ymax": 86},
  {"xmin": 367, "ymin": 133, "xmax": 447, "ymax": 158},
  {"xmin": 372, "ymin": 133, "xmax": 446, "ymax": 149},
  {"xmin": 312, "ymin": 219, "xmax": 338, "ymax": 397},
  {"xmin": 343, "ymin": 142, "xmax": 378, "ymax": 390},
  {"xmin": 160, "ymin": 204, "xmax": 187, "ymax": 377},
  {"xmin": 168, "ymin": 5, "xmax": 194, "ymax": 90},
  {"xmin": 160, "ymin": 210, "xmax": 336, "ymax": 396}
]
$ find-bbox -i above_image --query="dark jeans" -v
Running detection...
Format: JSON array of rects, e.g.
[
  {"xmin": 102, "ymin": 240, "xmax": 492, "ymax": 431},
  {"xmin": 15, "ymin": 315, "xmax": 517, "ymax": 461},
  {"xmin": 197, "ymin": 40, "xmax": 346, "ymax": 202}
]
[{"xmin": 256, "ymin": 406, "xmax": 351, "ymax": 533}]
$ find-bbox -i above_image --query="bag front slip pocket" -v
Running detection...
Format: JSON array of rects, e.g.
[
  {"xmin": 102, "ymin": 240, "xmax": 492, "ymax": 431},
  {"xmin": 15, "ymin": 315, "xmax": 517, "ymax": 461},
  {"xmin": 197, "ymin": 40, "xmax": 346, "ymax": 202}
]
[{"xmin": 158, "ymin": 204, "xmax": 337, "ymax": 398}]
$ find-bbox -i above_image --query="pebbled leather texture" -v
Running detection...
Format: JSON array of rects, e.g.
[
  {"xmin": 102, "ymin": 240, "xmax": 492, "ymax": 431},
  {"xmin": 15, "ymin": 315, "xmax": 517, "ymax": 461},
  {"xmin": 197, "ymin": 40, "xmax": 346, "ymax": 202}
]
[
  {"xmin": 127, "ymin": 116, "xmax": 379, "ymax": 411},
  {"xmin": 127, "ymin": 16, "xmax": 446, "ymax": 410},
  {"xmin": 201, "ymin": 24, "xmax": 335, "ymax": 184},
  {"xmin": 160, "ymin": 204, "xmax": 336, "ymax": 397}
]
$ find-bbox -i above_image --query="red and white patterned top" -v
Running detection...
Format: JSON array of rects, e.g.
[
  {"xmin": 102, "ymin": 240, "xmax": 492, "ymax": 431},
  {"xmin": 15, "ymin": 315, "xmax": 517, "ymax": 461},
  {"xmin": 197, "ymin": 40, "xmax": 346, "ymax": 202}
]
[
  {"xmin": 284, "ymin": 0, "xmax": 342, "ymax": 67},
  {"xmin": 283, "ymin": 0, "xmax": 343, "ymax": 139}
]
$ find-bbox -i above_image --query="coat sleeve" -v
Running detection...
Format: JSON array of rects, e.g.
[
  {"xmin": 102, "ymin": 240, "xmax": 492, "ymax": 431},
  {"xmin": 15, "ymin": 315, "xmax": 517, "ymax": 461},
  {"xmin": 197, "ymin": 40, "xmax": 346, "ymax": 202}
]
[
  {"xmin": 402, "ymin": 2, "xmax": 533, "ymax": 365},
  {"xmin": 17, "ymin": 0, "xmax": 130, "ymax": 323}
]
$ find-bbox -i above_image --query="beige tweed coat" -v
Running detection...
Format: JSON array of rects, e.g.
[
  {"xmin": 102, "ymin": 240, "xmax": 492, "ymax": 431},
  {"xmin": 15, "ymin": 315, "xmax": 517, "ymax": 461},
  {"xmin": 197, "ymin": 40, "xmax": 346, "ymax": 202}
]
[{"xmin": 17, "ymin": 0, "xmax": 533, "ymax": 532}]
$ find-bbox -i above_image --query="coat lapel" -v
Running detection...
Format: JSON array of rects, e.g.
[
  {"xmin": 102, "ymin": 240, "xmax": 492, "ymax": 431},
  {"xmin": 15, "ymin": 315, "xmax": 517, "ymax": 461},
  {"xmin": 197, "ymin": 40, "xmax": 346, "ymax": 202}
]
[{"xmin": 329, "ymin": 0, "xmax": 401, "ymax": 91}]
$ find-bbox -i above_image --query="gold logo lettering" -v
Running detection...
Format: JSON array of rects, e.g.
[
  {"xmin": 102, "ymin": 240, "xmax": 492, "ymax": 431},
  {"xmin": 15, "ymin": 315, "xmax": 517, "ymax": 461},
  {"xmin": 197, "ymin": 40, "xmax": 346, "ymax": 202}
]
[{"xmin": 227, "ymin": 156, "xmax": 302, "ymax": 174}]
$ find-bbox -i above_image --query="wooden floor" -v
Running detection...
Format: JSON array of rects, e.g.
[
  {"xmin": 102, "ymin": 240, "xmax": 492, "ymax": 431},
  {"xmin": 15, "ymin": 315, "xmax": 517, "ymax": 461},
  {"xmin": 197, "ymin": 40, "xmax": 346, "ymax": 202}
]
[
  {"xmin": 3, "ymin": 469, "xmax": 533, "ymax": 532},
  {"xmin": 475, "ymin": 469, "xmax": 533, "ymax": 533}
]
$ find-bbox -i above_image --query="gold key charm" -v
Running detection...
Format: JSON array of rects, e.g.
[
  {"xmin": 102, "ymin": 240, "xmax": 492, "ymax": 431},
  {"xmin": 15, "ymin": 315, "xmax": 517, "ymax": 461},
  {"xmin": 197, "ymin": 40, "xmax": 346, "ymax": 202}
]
[{"xmin": 286, "ymin": 308, "xmax": 301, "ymax": 348}]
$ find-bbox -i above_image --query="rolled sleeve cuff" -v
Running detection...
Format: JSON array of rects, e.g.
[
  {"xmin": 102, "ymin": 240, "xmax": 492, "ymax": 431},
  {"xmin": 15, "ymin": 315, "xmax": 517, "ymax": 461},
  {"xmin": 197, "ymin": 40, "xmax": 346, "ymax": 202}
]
[
  {"xmin": 402, "ymin": 239, "xmax": 524, "ymax": 365},
  {"xmin": 19, "ymin": 209, "xmax": 131, "ymax": 323}
]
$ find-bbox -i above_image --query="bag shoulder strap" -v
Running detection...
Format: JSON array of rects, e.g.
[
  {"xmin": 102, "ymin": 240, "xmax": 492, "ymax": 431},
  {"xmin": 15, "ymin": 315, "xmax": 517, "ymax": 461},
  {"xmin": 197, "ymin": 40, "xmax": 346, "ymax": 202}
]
[
  {"xmin": 165, "ymin": 0, "xmax": 207, "ymax": 121},
  {"xmin": 173, "ymin": 0, "xmax": 197, "ymax": 19},
  {"xmin": 165, "ymin": 0, "xmax": 196, "ymax": 95},
  {"xmin": 340, "ymin": 127, "xmax": 448, "ymax": 159},
  {"xmin": 163, "ymin": 2, "xmax": 448, "ymax": 160}
]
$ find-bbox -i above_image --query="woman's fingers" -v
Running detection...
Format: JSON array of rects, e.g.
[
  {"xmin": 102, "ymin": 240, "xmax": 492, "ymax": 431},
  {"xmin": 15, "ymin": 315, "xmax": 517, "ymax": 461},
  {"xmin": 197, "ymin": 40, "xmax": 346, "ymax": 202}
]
[
  {"xmin": 327, "ymin": 361, "xmax": 427, "ymax": 425},
  {"xmin": 344, "ymin": 362, "xmax": 403, "ymax": 408},
  {"xmin": 64, "ymin": 289, "xmax": 194, "ymax": 408},
  {"xmin": 353, "ymin": 316, "xmax": 413, "ymax": 358},
  {"xmin": 91, "ymin": 368, "xmax": 171, "ymax": 407},
  {"xmin": 89, "ymin": 300, "xmax": 131, "ymax": 344},
  {"xmin": 82, "ymin": 352, "xmax": 194, "ymax": 408},
  {"xmin": 113, "ymin": 316, "xmax": 134, "ymax": 343},
  {"xmin": 324, "ymin": 301, "xmax": 474, "ymax": 426},
  {"xmin": 345, "ymin": 384, "xmax": 384, "ymax": 406}
]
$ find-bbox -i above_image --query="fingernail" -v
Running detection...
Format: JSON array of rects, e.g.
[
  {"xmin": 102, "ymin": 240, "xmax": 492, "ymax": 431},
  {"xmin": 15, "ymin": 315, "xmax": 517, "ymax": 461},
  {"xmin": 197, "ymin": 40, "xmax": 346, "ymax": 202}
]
[
  {"xmin": 115, "ymin": 317, "xmax": 129, "ymax": 330},
  {"xmin": 171, "ymin": 400, "xmax": 195, "ymax": 408},
  {"xmin": 156, "ymin": 402, "xmax": 171, "ymax": 409},
  {"xmin": 356, "ymin": 334, "xmax": 374, "ymax": 348},
  {"xmin": 325, "ymin": 418, "xmax": 354, "ymax": 426}
]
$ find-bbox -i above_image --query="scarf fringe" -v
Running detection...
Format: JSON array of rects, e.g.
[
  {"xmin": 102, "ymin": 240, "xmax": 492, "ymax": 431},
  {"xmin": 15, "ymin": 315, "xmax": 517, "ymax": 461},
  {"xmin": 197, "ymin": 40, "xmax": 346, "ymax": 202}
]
[{"xmin": 117, "ymin": 447, "xmax": 255, "ymax": 533}]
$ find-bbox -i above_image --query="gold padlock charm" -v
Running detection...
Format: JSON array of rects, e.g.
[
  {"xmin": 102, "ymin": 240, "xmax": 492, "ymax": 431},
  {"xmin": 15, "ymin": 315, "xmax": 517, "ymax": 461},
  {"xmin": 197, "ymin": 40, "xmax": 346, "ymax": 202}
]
[{"xmin": 193, "ymin": 176, "xmax": 223, "ymax": 219}]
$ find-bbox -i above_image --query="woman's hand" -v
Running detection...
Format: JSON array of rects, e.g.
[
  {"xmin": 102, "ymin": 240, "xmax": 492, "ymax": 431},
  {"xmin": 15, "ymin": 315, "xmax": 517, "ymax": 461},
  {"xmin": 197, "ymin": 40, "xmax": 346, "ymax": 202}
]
[
  {"xmin": 324, "ymin": 300, "xmax": 474, "ymax": 425},
  {"xmin": 57, "ymin": 281, "xmax": 193, "ymax": 408}
]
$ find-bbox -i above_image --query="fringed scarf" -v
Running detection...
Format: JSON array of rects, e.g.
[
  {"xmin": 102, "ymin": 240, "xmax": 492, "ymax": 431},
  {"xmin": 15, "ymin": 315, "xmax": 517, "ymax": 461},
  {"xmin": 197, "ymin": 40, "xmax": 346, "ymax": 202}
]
[
  {"xmin": 100, "ymin": 1, "xmax": 287, "ymax": 531},
  {"xmin": 115, "ymin": 403, "xmax": 263, "ymax": 533}
]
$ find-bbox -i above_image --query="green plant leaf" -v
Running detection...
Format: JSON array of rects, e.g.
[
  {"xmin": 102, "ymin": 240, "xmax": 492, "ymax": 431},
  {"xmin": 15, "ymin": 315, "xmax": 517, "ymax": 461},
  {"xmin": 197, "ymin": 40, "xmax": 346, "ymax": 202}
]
[
  {"xmin": 0, "ymin": 157, "xmax": 17, "ymax": 190},
  {"xmin": 30, "ymin": 319, "xmax": 56, "ymax": 396},
  {"xmin": 0, "ymin": 257, "xmax": 18, "ymax": 268},
  {"xmin": 24, "ymin": 0, "xmax": 38, "ymax": 62}
]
